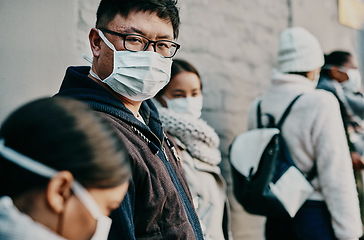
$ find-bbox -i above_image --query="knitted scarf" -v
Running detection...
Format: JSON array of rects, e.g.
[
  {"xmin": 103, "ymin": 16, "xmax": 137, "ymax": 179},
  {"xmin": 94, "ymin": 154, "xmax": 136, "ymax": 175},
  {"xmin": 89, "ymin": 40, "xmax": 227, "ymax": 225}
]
[{"xmin": 158, "ymin": 107, "xmax": 221, "ymax": 165}]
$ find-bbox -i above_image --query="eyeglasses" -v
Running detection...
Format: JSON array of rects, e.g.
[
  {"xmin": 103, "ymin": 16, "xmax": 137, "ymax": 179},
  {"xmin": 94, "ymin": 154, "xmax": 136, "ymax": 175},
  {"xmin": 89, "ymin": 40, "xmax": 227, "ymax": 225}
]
[{"xmin": 98, "ymin": 28, "xmax": 180, "ymax": 58}]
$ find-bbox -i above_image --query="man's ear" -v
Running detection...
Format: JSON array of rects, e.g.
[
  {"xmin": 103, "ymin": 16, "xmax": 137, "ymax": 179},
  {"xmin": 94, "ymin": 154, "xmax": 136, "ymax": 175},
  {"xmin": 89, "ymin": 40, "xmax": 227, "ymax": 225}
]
[
  {"xmin": 46, "ymin": 171, "xmax": 74, "ymax": 214},
  {"xmin": 89, "ymin": 27, "xmax": 101, "ymax": 58}
]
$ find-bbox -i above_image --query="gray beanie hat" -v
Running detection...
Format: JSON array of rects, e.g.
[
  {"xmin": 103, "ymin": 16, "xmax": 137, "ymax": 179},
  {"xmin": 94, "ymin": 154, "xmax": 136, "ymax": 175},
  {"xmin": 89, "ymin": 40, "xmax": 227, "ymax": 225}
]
[{"xmin": 278, "ymin": 27, "xmax": 324, "ymax": 73}]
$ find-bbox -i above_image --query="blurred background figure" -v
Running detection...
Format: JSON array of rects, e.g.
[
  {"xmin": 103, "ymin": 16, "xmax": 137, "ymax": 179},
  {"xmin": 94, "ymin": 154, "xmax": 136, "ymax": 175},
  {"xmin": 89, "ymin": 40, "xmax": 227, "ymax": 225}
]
[
  {"xmin": 0, "ymin": 97, "xmax": 131, "ymax": 240},
  {"xmin": 247, "ymin": 27, "xmax": 362, "ymax": 240},
  {"xmin": 317, "ymin": 51, "xmax": 364, "ymax": 166},
  {"xmin": 317, "ymin": 50, "xmax": 364, "ymax": 237},
  {"xmin": 153, "ymin": 59, "xmax": 231, "ymax": 240}
]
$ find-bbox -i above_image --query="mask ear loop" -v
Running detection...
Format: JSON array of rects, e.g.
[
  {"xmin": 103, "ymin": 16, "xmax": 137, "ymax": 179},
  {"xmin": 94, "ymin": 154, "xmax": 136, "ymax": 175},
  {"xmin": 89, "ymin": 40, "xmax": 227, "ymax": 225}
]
[
  {"xmin": 0, "ymin": 139, "xmax": 107, "ymax": 224},
  {"xmin": 83, "ymin": 53, "xmax": 93, "ymax": 64},
  {"xmin": 0, "ymin": 139, "xmax": 57, "ymax": 178},
  {"xmin": 72, "ymin": 182, "xmax": 102, "ymax": 219},
  {"xmin": 162, "ymin": 95, "xmax": 170, "ymax": 108},
  {"xmin": 98, "ymin": 30, "xmax": 117, "ymax": 51},
  {"xmin": 0, "ymin": 139, "xmax": 73, "ymax": 237},
  {"xmin": 88, "ymin": 30, "xmax": 118, "ymax": 82}
]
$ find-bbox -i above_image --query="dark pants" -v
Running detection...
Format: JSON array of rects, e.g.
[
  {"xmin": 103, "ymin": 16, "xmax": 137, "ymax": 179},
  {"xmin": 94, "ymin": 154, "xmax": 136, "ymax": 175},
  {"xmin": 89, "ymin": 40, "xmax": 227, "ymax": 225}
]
[{"xmin": 265, "ymin": 200, "xmax": 337, "ymax": 240}]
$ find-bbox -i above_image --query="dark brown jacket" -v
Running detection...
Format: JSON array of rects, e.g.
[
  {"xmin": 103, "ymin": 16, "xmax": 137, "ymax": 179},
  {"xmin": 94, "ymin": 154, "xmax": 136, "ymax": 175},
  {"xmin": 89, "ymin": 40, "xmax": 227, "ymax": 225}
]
[{"xmin": 56, "ymin": 66, "xmax": 204, "ymax": 240}]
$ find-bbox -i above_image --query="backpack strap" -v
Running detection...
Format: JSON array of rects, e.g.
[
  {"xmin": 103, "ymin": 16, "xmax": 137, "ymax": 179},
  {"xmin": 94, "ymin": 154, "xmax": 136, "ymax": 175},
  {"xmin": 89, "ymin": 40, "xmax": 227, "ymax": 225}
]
[
  {"xmin": 277, "ymin": 94, "xmax": 318, "ymax": 181},
  {"xmin": 257, "ymin": 101, "xmax": 276, "ymax": 128},
  {"xmin": 257, "ymin": 100, "xmax": 263, "ymax": 128},
  {"xmin": 276, "ymin": 94, "xmax": 303, "ymax": 130},
  {"xmin": 257, "ymin": 94, "xmax": 303, "ymax": 129},
  {"xmin": 256, "ymin": 94, "xmax": 317, "ymax": 181},
  {"xmin": 306, "ymin": 161, "xmax": 317, "ymax": 181}
]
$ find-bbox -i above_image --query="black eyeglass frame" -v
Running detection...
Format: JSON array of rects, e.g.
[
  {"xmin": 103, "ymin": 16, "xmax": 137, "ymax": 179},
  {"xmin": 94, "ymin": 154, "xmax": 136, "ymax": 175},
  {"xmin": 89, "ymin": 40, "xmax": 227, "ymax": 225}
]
[{"xmin": 98, "ymin": 28, "xmax": 180, "ymax": 58}]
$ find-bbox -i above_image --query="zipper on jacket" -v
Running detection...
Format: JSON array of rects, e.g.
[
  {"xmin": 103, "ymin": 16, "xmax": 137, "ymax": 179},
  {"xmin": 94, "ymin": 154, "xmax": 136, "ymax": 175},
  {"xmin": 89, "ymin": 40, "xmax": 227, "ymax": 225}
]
[
  {"xmin": 170, "ymin": 146, "xmax": 181, "ymax": 162},
  {"xmin": 130, "ymin": 125, "xmax": 204, "ymax": 240},
  {"xmin": 132, "ymin": 125, "xmax": 182, "ymax": 162},
  {"xmin": 156, "ymin": 147, "xmax": 204, "ymax": 240},
  {"xmin": 162, "ymin": 146, "xmax": 169, "ymax": 161},
  {"xmin": 164, "ymin": 134, "xmax": 181, "ymax": 162}
]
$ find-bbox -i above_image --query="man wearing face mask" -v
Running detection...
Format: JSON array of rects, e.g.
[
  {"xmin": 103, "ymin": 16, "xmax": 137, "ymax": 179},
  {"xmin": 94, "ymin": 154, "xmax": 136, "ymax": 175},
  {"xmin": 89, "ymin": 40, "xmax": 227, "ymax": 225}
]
[{"xmin": 55, "ymin": 1, "xmax": 204, "ymax": 240}]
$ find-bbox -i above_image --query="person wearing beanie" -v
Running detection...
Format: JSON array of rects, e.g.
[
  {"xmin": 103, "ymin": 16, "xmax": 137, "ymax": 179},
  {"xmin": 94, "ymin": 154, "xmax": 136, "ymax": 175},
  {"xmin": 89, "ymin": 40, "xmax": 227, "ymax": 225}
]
[{"xmin": 246, "ymin": 27, "xmax": 362, "ymax": 239}]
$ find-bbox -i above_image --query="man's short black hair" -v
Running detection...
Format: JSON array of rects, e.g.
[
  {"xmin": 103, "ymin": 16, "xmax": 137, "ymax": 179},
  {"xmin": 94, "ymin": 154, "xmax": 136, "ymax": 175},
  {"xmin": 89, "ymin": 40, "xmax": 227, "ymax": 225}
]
[{"xmin": 96, "ymin": 0, "xmax": 180, "ymax": 39}]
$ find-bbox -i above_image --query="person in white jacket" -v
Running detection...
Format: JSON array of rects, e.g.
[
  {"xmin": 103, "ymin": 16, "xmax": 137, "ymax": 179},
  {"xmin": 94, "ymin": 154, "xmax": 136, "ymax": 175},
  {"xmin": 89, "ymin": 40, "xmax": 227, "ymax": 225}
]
[{"xmin": 247, "ymin": 27, "xmax": 362, "ymax": 240}]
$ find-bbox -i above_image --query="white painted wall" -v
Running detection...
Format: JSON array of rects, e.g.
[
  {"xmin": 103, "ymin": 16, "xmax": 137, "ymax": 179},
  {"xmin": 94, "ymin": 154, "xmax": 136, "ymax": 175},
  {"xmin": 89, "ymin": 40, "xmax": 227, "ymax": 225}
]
[{"xmin": 0, "ymin": 1, "xmax": 85, "ymax": 122}]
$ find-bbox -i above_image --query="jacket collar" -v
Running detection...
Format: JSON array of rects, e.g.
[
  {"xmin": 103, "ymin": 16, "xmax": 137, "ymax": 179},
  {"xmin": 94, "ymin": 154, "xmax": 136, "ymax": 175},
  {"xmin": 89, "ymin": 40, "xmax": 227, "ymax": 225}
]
[
  {"xmin": 272, "ymin": 71, "xmax": 315, "ymax": 86},
  {"xmin": 270, "ymin": 71, "xmax": 317, "ymax": 92},
  {"xmin": 56, "ymin": 66, "xmax": 164, "ymax": 143}
]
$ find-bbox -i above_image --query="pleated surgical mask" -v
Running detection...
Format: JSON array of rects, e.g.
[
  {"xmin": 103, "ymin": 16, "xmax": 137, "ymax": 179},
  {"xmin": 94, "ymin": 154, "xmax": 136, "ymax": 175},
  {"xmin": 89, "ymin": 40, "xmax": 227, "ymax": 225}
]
[
  {"xmin": 89, "ymin": 30, "xmax": 172, "ymax": 101},
  {"xmin": 163, "ymin": 96, "xmax": 203, "ymax": 118},
  {"xmin": 0, "ymin": 139, "xmax": 112, "ymax": 240}
]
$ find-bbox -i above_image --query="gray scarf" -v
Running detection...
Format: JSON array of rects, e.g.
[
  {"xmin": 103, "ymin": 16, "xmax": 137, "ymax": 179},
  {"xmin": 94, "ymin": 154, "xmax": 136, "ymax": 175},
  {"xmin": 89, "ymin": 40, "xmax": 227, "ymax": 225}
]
[{"xmin": 158, "ymin": 107, "xmax": 221, "ymax": 165}]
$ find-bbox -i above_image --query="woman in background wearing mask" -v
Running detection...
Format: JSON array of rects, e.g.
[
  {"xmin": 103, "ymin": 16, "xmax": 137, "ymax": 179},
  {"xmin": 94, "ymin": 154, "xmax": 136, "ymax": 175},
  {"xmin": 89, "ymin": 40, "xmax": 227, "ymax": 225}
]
[
  {"xmin": 317, "ymin": 51, "xmax": 364, "ymax": 238},
  {"xmin": 317, "ymin": 51, "xmax": 363, "ymax": 120},
  {"xmin": 317, "ymin": 51, "xmax": 364, "ymax": 167},
  {"xmin": 153, "ymin": 59, "xmax": 231, "ymax": 240},
  {"xmin": 0, "ymin": 97, "xmax": 130, "ymax": 240}
]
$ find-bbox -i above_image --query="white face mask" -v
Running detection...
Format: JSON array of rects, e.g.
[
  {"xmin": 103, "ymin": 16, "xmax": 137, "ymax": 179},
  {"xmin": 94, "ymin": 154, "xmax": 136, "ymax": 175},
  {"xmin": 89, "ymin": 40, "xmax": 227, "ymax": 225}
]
[
  {"xmin": 90, "ymin": 30, "xmax": 172, "ymax": 101},
  {"xmin": 163, "ymin": 96, "xmax": 203, "ymax": 118},
  {"xmin": 0, "ymin": 139, "xmax": 112, "ymax": 240},
  {"xmin": 342, "ymin": 69, "xmax": 362, "ymax": 92}
]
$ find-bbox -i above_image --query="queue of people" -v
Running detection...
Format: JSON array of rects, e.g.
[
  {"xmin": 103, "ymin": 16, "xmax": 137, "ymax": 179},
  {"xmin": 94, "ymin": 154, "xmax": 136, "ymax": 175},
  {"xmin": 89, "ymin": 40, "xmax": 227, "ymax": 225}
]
[
  {"xmin": 246, "ymin": 27, "xmax": 362, "ymax": 240},
  {"xmin": 1, "ymin": 0, "xmax": 364, "ymax": 239}
]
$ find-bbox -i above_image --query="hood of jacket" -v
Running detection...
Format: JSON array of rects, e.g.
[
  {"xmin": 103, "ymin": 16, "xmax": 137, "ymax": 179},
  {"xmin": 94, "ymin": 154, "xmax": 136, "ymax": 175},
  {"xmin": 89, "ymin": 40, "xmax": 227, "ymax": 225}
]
[{"xmin": 56, "ymin": 66, "xmax": 164, "ymax": 143}]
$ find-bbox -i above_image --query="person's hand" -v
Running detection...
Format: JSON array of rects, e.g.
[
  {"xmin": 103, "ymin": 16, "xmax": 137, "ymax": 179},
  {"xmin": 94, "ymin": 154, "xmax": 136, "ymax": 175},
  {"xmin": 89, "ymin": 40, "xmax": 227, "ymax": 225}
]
[{"xmin": 351, "ymin": 151, "xmax": 364, "ymax": 170}]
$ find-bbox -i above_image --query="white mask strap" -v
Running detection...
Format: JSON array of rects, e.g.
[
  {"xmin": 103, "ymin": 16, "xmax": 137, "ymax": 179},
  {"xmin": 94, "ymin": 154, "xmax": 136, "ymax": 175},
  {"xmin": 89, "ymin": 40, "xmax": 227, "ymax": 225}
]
[
  {"xmin": 72, "ymin": 181, "xmax": 104, "ymax": 219},
  {"xmin": 0, "ymin": 139, "xmax": 104, "ymax": 220},
  {"xmin": 89, "ymin": 69, "xmax": 103, "ymax": 81},
  {"xmin": 0, "ymin": 139, "xmax": 57, "ymax": 178},
  {"xmin": 83, "ymin": 53, "xmax": 93, "ymax": 64},
  {"xmin": 98, "ymin": 30, "xmax": 117, "ymax": 51},
  {"xmin": 162, "ymin": 95, "xmax": 170, "ymax": 103}
]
